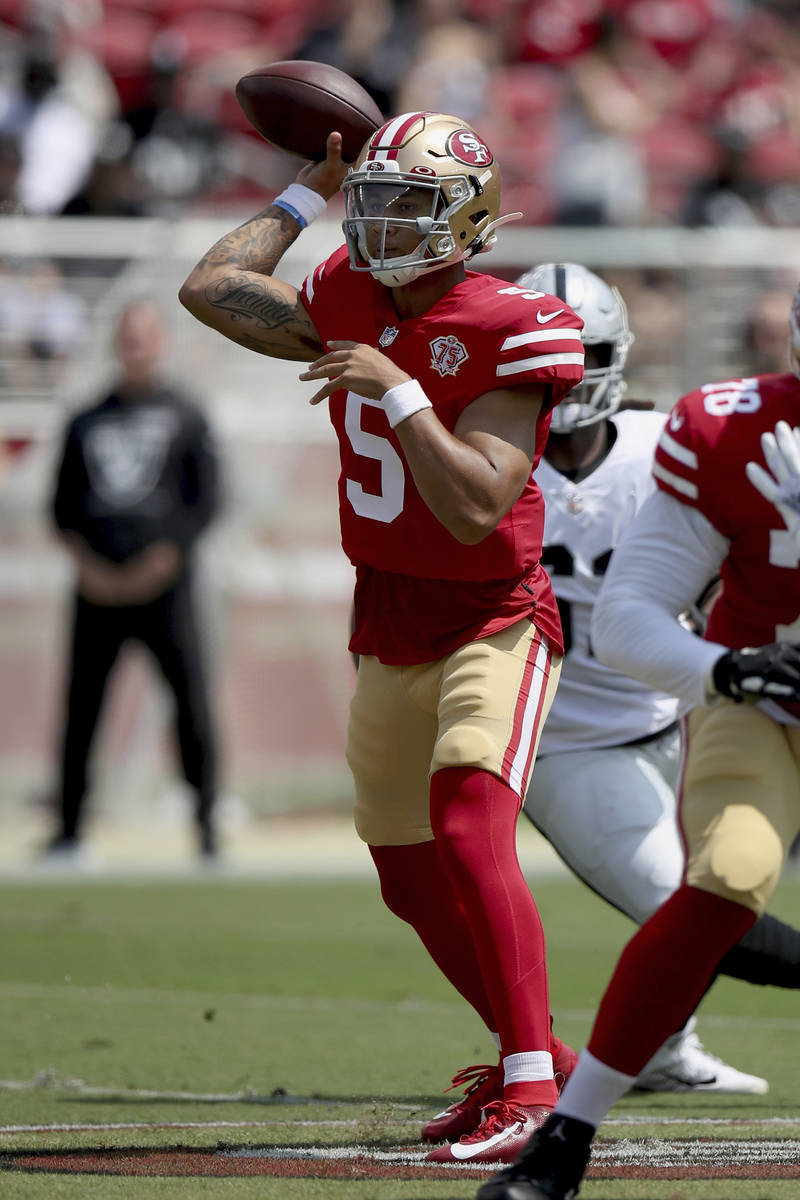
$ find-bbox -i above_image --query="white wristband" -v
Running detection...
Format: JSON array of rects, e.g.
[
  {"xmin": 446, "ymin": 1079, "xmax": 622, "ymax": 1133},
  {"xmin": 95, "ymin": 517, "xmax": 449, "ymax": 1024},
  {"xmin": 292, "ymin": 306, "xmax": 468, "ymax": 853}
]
[
  {"xmin": 381, "ymin": 379, "xmax": 433, "ymax": 429},
  {"xmin": 273, "ymin": 183, "xmax": 327, "ymax": 229}
]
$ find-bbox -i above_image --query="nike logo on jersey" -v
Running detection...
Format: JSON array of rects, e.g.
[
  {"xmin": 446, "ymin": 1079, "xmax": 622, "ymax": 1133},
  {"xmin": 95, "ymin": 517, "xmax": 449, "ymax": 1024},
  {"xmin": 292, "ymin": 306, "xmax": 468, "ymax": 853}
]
[
  {"xmin": 670, "ymin": 410, "xmax": 684, "ymax": 431},
  {"xmin": 536, "ymin": 309, "xmax": 565, "ymax": 323}
]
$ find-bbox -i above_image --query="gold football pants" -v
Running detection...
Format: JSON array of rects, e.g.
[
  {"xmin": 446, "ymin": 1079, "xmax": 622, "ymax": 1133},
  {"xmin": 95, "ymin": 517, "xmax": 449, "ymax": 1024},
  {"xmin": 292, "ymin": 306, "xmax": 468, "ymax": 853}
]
[
  {"xmin": 347, "ymin": 619, "xmax": 561, "ymax": 846},
  {"xmin": 682, "ymin": 700, "xmax": 800, "ymax": 914}
]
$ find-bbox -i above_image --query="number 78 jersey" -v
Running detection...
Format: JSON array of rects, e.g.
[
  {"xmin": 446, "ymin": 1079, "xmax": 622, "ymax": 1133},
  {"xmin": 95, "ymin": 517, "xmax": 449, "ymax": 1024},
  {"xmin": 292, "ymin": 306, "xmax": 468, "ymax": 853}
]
[
  {"xmin": 654, "ymin": 371, "xmax": 800, "ymax": 652},
  {"xmin": 300, "ymin": 247, "xmax": 584, "ymax": 664}
]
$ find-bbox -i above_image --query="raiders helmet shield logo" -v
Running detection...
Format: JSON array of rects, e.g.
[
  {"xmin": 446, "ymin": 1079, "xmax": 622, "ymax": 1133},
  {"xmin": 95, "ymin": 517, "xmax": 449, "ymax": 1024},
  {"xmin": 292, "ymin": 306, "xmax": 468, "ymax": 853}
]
[{"xmin": 430, "ymin": 334, "xmax": 469, "ymax": 377}]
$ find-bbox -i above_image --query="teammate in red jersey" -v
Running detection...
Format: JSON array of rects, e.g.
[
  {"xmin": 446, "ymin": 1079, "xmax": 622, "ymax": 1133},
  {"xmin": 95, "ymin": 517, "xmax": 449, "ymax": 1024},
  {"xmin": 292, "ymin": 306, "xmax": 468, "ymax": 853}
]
[
  {"xmin": 179, "ymin": 111, "xmax": 583, "ymax": 1164},
  {"xmin": 478, "ymin": 283, "xmax": 800, "ymax": 1200}
]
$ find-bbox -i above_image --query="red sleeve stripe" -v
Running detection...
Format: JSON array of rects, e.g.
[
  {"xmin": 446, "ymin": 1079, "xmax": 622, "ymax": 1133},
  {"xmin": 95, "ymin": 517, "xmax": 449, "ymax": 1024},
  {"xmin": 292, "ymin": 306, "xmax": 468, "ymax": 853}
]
[
  {"xmin": 652, "ymin": 459, "xmax": 699, "ymax": 499},
  {"xmin": 501, "ymin": 328, "xmax": 583, "ymax": 351},
  {"xmin": 496, "ymin": 352, "xmax": 584, "ymax": 377},
  {"xmin": 659, "ymin": 428, "xmax": 699, "ymax": 469}
]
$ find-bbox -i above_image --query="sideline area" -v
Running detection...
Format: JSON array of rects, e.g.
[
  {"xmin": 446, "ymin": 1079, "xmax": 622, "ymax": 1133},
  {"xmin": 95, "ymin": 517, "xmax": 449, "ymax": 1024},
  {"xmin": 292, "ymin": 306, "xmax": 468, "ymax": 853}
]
[{"xmin": 0, "ymin": 803, "xmax": 570, "ymax": 882}]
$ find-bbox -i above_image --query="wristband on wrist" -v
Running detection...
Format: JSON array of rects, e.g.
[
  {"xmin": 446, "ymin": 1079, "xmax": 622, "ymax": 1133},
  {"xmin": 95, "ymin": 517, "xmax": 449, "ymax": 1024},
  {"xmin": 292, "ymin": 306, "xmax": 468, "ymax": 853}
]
[
  {"xmin": 273, "ymin": 183, "xmax": 327, "ymax": 229},
  {"xmin": 381, "ymin": 379, "xmax": 433, "ymax": 429}
]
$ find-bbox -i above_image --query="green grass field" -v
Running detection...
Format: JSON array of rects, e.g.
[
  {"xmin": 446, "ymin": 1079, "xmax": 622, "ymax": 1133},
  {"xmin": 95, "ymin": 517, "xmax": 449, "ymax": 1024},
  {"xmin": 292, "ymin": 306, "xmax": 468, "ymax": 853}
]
[{"xmin": 1, "ymin": 867, "xmax": 799, "ymax": 1198}]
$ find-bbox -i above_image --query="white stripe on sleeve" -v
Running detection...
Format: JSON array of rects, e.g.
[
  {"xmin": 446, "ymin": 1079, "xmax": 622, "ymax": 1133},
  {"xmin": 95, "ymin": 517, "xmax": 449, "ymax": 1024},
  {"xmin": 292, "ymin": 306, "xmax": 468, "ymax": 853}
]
[
  {"xmin": 496, "ymin": 352, "xmax": 584, "ymax": 377},
  {"xmin": 659, "ymin": 429, "xmax": 699, "ymax": 469},
  {"xmin": 501, "ymin": 328, "xmax": 583, "ymax": 351},
  {"xmin": 652, "ymin": 460, "xmax": 699, "ymax": 499}
]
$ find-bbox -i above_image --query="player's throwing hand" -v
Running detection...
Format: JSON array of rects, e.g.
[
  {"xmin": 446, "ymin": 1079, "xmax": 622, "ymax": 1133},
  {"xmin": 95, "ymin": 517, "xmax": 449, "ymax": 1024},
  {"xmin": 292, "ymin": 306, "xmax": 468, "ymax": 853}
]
[
  {"xmin": 300, "ymin": 340, "xmax": 411, "ymax": 405},
  {"xmin": 746, "ymin": 420, "xmax": 800, "ymax": 548}
]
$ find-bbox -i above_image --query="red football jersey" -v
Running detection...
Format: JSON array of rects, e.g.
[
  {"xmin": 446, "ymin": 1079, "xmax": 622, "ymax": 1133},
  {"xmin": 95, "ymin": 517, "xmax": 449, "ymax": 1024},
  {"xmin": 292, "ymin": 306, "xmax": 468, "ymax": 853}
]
[
  {"xmin": 653, "ymin": 370, "xmax": 800, "ymax": 660},
  {"xmin": 300, "ymin": 245, "xmax": 584, "ymax": 665}
]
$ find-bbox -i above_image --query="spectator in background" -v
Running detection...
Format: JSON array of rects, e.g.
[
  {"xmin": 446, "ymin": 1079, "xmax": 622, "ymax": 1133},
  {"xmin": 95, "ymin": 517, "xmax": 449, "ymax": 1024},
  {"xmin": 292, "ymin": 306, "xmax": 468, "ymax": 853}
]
[
  {"xmin": 47, "ymin": 298, "xmax": 222, "ymax": 864},
  {"xmin": 294, "ymin": 0, "xmax": 416, "ymax": 119},
  {"xmin": 0, "ymin": 32, "xmax": 101, "ymax": 214},
  {"xmin": 745, "ymin": 284, "xmax": 798, "ymax": 374},
  {"xmin": 393, "ymin": 1, "xmax": 500, "ymax": 125},
  {"xmin": 61, "ymin": 121, "xmax": 148, "ymax": 216},
  {"xmin": 120, "ymin": 34, "xmax": 223, "ymax": 215},
  {"xmin": 0, "ymin": 131, "xmax": 23, "ymax": 213},
  {"xmin": 0, "ymin": 258, "xmax": 87, "ymax": 390}
]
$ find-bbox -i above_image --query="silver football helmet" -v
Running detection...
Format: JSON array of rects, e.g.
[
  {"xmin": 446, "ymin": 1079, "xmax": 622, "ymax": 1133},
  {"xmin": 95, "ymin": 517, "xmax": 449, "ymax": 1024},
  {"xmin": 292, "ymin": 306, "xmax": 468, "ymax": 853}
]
[
  {"xmin": 790, "ymin": 281, "xmax": 800, "ymax": 380},
  {"xmin": 516, "ymin": 262, "xmax": 633, "ymax": 433}
]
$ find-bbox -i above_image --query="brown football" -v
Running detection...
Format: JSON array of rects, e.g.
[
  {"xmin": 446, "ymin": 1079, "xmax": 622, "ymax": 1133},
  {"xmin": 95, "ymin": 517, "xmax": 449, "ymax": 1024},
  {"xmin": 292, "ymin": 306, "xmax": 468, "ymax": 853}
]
[{"xmin": 235, "ymin": 60, "xmax": 384, "ymax": 162}]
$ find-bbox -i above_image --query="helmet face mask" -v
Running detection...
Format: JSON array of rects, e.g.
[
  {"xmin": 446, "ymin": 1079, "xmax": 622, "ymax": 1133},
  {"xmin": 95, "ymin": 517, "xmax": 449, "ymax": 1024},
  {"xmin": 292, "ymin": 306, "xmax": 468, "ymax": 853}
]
[
  {"xmin": 517, "ymin": 262, "xmax": 633, "ymax": 434},
  {"xmin": 342, "ymin": 112, "xmax": 507, "ymax": 288}
]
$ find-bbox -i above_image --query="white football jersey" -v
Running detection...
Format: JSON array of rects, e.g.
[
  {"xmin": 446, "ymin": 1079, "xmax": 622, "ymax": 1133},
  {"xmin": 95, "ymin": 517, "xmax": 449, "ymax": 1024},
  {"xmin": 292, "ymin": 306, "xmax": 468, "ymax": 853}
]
[{"xmin": 537, "ymin": 410, "xmax": 680, "ymax": 753}]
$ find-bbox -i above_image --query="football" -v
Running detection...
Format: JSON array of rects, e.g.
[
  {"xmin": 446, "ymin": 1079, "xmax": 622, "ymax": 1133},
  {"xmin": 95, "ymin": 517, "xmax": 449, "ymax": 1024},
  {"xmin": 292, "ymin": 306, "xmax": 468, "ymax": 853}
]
[{"xmin": 235, "ymin": 60, "xmax": 384, "ymax": 162}]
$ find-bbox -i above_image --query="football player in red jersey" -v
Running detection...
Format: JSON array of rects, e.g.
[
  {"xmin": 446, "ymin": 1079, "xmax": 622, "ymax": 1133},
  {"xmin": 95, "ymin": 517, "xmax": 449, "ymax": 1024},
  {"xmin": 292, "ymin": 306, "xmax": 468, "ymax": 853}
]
[
  {"xmin": 179, "ymin": 112, "xmax": 584, "ymax": 1163},
  {"xmin": 478, "ymin": 283, "xmax": 800, "ymax": 1200}
]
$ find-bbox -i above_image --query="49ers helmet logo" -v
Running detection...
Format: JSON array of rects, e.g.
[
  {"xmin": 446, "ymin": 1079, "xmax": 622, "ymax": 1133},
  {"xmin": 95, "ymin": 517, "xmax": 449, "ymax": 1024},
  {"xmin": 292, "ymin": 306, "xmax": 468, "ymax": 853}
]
[{"xmin": 446, "ymin": 129, "xmax": 493, "ymax": 166}]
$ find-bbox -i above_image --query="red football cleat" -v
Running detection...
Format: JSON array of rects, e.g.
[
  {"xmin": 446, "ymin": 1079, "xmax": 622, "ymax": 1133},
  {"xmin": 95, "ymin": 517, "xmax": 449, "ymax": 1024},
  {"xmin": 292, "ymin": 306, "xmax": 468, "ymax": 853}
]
[
  {"xmin": 421, "ymin": 1062, "xmax": 503, "ymax": 1144},
  {"xmin": 425, "ymin": 1100, "xmax": 552, "ymax": 1164}
]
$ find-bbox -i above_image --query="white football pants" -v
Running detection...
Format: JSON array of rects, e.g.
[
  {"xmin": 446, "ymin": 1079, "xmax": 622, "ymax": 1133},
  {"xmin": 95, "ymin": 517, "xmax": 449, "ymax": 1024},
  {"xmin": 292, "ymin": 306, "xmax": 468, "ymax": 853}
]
[{"xmin": 524, "ymin": 726, "xmax": 683, "ymax": 924}]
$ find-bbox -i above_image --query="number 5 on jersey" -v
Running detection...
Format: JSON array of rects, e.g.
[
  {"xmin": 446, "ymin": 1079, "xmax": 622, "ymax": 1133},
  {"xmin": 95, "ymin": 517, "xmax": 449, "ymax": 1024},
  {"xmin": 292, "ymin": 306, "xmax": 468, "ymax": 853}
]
[{"xmin": 345, "ymin": 392, "xmax": 405, "ymax": 523}]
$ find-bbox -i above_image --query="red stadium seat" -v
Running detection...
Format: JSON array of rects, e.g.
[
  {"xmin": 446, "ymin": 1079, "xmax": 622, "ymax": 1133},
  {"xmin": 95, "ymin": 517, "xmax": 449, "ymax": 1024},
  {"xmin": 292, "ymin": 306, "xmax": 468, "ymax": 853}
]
[
  {"xmin": 77, "ymin": 10, "xmax": 160, "ymax": 109},
  {"xmin": 637, "ymin": 118, "xmax": 722, "ymax": 220},
  {"xmin": 487, "ymin": 64, "xmax": 565, "ymax": 127},
  {"xmin": 158, "ymin": 11, "xmax": 263, "ymax": 65}
]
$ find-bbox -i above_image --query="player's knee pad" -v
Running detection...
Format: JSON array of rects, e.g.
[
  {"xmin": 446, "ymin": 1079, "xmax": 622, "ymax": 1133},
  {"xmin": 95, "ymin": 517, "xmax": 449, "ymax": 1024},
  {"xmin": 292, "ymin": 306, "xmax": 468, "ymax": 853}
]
[{"xmin": 690, "ymin": 804, "xmax": 784, "ymax": 914}]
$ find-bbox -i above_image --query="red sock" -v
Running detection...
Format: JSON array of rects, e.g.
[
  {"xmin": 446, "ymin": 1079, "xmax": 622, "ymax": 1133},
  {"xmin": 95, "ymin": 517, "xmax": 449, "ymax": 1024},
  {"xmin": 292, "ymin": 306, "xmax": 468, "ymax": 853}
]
[
  {"xmin": 589, "ymin": 885, "xmax": 757, "ymax": 1076},
  {"xmin": 430, "ymin": 766, "xmax": 556, "ymax": 1107},
  {"xmin": 369, "ymin": 841, "xmax": 496, "ymax": 1030}
]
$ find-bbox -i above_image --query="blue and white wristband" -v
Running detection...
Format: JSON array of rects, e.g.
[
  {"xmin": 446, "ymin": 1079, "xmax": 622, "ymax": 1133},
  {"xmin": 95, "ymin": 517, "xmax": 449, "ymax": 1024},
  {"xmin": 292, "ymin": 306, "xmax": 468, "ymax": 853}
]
[{"xmin": 273, "ymin": 183, "xmax": 327, "ymax": 229}]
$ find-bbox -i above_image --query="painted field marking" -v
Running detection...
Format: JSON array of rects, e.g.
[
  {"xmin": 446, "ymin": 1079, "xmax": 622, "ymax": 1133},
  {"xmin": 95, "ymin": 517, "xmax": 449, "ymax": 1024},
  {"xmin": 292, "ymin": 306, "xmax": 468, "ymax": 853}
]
[{"xmin": 3, "ymin": 1138, "xmax": 800, "ymax": 1179}]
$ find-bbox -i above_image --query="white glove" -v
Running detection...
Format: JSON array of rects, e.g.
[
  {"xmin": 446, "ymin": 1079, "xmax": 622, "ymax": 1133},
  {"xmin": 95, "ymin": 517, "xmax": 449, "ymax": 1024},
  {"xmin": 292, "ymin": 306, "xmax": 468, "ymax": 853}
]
[{"xmin": 746, "ymin": 420, "xmax": 800, "ymax": 547}]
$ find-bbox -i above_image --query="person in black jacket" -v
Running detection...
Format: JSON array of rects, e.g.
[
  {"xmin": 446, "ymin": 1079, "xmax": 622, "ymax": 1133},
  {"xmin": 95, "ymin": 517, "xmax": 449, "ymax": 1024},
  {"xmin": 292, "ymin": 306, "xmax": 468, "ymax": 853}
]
[{"xmin": 48, "ymin": 297, "xmax": 222, "ymax": 861}]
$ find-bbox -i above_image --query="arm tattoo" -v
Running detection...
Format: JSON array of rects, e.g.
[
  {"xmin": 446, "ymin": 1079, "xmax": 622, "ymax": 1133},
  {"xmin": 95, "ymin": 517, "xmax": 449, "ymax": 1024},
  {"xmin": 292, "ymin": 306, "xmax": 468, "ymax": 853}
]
[
  {"xmin": 193, "ymin": 205, "xmax": 321, "ymax": 357},
  {"xmin": 201, "ymin": 205, "xmax": 299, "ymax": 274},
  {"xmin": 206, "ymin": 274, "xmax": 296, "ymax": 330},
  {"xmin": 205, "ymin": 275, "xmax": 319, "ymax": 357}
]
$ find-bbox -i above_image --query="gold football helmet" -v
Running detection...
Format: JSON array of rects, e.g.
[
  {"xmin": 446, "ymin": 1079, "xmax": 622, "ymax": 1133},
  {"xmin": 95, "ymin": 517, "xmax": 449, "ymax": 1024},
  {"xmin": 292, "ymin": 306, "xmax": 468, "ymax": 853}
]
[{"xmin": 342, "ymin": 111, "xmax": 518, "ymax": 287}]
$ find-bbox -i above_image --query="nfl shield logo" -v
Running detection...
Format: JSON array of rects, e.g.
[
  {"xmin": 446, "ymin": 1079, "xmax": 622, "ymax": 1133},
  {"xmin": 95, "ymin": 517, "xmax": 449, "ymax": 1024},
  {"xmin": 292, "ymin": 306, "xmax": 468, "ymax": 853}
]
[
  {"xmin": 430, "ymin": 334, "xmax": 469, "ymax": 377},
  {"xmin": 379, "ymin": 325, "xmax": 399, "ymax": 347}
]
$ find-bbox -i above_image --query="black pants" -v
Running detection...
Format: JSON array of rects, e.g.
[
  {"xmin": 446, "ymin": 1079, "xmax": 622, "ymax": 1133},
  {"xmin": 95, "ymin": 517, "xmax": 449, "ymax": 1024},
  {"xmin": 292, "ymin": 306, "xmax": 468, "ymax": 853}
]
[{"xmin": 56, "ymin": 575, "xmax": 217, "ymax": 841}]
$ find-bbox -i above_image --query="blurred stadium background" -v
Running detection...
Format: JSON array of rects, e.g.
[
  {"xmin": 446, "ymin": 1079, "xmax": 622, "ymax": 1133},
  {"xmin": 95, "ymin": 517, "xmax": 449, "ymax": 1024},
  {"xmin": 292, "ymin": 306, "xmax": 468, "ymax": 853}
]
[{"xmin": 0, "ymin": 0, "xmax": 799, "ymax": 870}]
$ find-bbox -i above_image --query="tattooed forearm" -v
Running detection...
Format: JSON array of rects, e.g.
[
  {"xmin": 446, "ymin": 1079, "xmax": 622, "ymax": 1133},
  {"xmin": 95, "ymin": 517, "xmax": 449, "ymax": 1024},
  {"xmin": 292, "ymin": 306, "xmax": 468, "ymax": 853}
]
[
  {"xmin": 200, "ymin": 206, "xmax": 300, "ymax": 274},
  {"xmin": 207, "ymin": 275, "xmax": 297, "ymax": 329},
  {"xmin": 205, "ymin": 275, "xmax": 319, "ymax": 358},
  {"xmin": 180, "ymin": 204, "xmax": 324, "ymax": 359}
]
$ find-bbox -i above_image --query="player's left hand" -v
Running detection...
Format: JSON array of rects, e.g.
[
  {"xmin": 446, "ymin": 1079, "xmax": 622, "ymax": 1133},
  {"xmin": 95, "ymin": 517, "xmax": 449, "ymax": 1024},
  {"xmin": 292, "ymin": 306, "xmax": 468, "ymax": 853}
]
[
  {"xmin": 746, "ymin": 420, "xmax": 800, "ymax": 547},
  {"xmin": 299, "ymin": 341, "xmax": 411, "ymax": 405}
]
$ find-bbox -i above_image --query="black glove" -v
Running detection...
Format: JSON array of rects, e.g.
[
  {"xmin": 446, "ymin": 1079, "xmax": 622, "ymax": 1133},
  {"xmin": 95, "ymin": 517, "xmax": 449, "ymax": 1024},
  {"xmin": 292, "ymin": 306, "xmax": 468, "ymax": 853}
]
[{"xmin": 712, "ymin": 643, "xmax": 800, "ymax": 703}]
